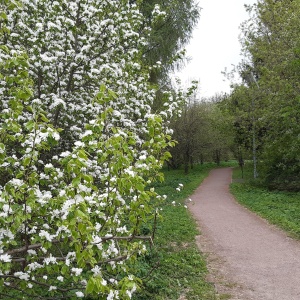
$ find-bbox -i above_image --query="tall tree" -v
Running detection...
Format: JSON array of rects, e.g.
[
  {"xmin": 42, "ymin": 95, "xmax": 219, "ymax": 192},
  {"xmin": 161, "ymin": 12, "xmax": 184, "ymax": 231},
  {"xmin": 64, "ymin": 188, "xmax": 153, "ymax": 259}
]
[
  {"xmin": 139, "ymin": 0, "xmax": 200, "ymax": 78},
  {"xmin": 232, "ymin": 0, "xmax": 300, "ymax": 190},
  {"xmin": 138, "ymin": 0, "xmax": 201, "ymax": 111}
]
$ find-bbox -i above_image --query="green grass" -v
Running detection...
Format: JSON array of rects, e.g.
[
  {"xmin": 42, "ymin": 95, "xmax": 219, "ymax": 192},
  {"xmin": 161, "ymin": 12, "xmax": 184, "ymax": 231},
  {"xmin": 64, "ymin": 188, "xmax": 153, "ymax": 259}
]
[
  {"xmin": 231, "ymin": 163, "xmax": 300, "ymax": 239},
  {"xmin": 133, "ymin": 162, "xmax": 237, "ymax": 300}
]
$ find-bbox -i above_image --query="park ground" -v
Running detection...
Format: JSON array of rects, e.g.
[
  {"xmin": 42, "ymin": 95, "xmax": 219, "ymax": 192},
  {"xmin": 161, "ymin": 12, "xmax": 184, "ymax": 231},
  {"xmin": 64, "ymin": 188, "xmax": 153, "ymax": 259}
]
[{"xmin": 134, "ymin": 162, "xmax": 300, "ymax": 300}]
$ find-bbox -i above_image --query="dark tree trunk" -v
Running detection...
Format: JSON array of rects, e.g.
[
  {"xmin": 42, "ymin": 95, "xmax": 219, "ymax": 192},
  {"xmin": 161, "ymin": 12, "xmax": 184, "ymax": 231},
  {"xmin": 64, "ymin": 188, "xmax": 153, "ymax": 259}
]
[
  {"xmin": 215, "ymin": 149, "xmax": 221, "ymax": 166},
  {"xmin": 190, "ymin": 156, "xmax": 194, "ymax": 169},
  {"xmin": 184, "ymin": 148, "xmax": 190, "ymax": 174},
  {"xmin": 200, "ymin": 154, "xmax": 204, "ymax": 165}
]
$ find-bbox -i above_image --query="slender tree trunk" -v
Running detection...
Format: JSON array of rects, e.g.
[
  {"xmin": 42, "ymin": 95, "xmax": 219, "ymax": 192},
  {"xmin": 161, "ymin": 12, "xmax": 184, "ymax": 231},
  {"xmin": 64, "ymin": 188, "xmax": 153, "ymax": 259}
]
[
  {"xmin": 252, "ymin": 128, "xmax": 258, "ymax": 179},
  {"xmin": 184, "ymin": 148, "xmax": 190, "ymax": 174},
  {"xmin": 190, "ymin": 156, "xmax": 194, "ymax": 169},
  {"xmin": 200, "ymin": 154, "xmax": 204, "ymax": 165},
  {"xmin": 251, "ymin": 72, "xmax": 259, "ymax": 179},
  {"xmin": 215, "ymin": 149, "xmax": 221, "ymax": 166}
]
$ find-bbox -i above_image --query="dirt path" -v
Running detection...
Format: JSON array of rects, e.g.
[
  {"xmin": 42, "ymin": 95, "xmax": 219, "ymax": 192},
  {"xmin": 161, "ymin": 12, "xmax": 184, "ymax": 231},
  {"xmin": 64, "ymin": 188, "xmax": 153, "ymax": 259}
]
[{"xmin": 188, "ymin": 168, "xmax": 300, "ymax": 300}]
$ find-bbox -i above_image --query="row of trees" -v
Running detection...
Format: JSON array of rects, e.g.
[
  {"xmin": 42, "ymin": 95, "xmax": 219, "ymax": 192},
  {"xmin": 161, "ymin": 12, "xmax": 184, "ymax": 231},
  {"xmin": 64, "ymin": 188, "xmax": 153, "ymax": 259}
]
[
  {"xmin": 0, "ymin": 0, "xmax": 200, "ymax": 299},
  {"xmin": 225, "ymin": 0, "xmax": 300, "ymax": 191},
  {"xmin": 168, "ymin": 86, "xmax": 234, "ymax": 173}
]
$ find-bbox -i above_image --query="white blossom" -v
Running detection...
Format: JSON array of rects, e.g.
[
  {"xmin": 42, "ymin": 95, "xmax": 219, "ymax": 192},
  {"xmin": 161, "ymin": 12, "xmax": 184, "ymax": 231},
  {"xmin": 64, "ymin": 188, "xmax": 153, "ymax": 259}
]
[
  {"xmin": 0, "ymin": 254, "xmax": 11, "ymax": 263},
  {"xmin": 14, "ymin": 272, "xmax": 30, "ymax": 281},
  {"xmin": 71, "ymin": 268, "xmax": 83, "ymax": 276},
  {"xmin": 75, "ymin": 291, "xmax": 84, "ymax": 298},
  {"xmin": 0, "ymin": 0, "xmax": 181, "ymax": 297}
]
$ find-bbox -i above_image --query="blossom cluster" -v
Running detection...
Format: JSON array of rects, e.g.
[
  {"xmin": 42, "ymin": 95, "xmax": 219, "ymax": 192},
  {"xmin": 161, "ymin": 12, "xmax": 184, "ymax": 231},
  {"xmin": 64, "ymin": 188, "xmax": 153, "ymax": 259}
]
[{"xmin": 0, "ymin": 1, "xmax": 179, "ymax": 299}]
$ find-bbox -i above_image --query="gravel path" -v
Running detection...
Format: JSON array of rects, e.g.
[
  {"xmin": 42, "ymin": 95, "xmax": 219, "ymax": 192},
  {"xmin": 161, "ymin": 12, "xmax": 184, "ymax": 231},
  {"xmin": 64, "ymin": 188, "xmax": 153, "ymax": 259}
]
[{"xmin": 188, "ymin": 168, "xmax": 300, "ymax": 300}]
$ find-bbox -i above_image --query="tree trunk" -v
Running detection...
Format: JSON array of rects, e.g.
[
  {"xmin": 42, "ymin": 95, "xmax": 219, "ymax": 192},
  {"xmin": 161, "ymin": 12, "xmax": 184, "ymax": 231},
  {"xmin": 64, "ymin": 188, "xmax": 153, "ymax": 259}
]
[
  {"xmin": 190, "ymin": 156, "xmax": 194, "ymax": 169},
  {"xmin": 184, "ymin": 149, "xmax": 190, "ymax": 174}
]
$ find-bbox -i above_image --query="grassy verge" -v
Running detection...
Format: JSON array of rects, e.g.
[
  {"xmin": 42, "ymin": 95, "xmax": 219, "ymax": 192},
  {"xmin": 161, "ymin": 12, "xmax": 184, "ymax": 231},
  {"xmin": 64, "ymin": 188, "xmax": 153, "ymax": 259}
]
[
  {"xmin": 231, "ymin": 163, "xmax": 300, "ymax": 239},
  {"xmin": 133, "ymin": 162, "xmax": 237, "ymax": 300}
]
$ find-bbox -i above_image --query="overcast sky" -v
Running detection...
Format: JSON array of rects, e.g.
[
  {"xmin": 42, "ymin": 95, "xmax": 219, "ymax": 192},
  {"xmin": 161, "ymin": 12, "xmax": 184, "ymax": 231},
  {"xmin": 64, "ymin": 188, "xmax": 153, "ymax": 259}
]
[{"xmin": 174, "ymin": 0, "xmax": 257, "ymax": 98}]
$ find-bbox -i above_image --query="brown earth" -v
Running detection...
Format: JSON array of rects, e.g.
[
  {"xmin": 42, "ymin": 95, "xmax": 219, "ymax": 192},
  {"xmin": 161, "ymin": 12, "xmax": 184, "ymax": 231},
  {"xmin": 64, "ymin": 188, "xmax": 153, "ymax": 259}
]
[{"xmin": 188, "ymin": 168, "xmax": 300, "ymax": 300}]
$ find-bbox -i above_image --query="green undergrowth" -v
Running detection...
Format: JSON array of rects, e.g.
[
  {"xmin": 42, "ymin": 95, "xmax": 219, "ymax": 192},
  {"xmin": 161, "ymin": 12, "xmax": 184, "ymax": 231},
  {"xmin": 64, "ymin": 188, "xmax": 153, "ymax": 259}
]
[
  {"xmin": 231, "ymin": 163, "xmax": 300, "ymax": 239},
  {"xmin": 133, "ymin": 162, "xmax": 237, "ymax": 300}
]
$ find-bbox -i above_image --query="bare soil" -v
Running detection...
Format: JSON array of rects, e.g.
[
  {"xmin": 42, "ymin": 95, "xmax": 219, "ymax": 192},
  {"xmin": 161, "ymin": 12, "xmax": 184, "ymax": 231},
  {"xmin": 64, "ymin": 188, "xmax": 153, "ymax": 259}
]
[{"xmin": 188, "ymin": 168, "xmax": 300, "ymax": 300}]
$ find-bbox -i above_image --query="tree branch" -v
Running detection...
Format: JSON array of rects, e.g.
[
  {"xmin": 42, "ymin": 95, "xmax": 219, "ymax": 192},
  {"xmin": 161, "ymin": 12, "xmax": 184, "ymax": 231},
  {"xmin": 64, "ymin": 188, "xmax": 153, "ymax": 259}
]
[{"xmin": 5, "ymin": 235, "xmax": 153, "ymax": 256}]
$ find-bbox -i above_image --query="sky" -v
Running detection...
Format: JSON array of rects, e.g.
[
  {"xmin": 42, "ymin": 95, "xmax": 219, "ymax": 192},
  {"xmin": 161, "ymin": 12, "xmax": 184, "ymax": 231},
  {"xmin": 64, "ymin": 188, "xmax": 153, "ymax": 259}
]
[{"xmin": 174, "ymin": 0, "xmax": 257, "ymax": 98}]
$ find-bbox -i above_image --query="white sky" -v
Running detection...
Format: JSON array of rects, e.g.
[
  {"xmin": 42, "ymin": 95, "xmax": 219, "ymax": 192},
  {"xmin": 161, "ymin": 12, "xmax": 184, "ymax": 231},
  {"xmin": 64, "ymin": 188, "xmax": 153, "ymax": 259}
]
[{"xmin": 174, "ymin": 0, "xmax": 257, "ymax": 98}]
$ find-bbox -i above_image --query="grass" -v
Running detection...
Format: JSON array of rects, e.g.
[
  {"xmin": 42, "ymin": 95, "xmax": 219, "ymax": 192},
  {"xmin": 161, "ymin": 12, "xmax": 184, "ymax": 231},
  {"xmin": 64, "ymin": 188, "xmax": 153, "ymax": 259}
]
[
  {"xmin": 133, "ymin": 160, "xmax": 300, "ymax": 299},
  {"xmin": 133, "ymin": 161, "xmax": 237, "ymax": 300},
  {"xmin": 231, "ymin": 163, "xmax": 300, "ymax": 239}
]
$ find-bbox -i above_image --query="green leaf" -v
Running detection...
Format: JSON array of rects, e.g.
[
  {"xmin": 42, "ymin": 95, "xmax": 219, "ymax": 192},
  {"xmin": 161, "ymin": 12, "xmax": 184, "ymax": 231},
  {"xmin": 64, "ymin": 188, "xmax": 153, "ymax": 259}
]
[
  {"xmin": 25, "ymin": 120, "xmax": 35, "ymax": 131},
  {"xmin": 78, "ymin": 222, "xmax": 86, "ymax": 233},
  {"xmin": 108, "ymin": 89, "xmax": 117, "ymax": 99},
  {"xmin": 23, "ymin": 156, "xmax": 31, "ymax": 166},
  {"xmin": 61, "ymin": 265, "xmax": 69, "ymax": 276},
  {"xmin": 86, "ymin": 278, "xmax": 95, "ymax": 294},
  {"xmin": 0, "ymin": 11, "xmax": 8, "ymax": 21},
  {"xmin": 39, "ymin": 113, "xmax": 49, "ymax": 122},
  {"xmin": 72, "ymin": 176, "xmax": 81, "ymax": 187},
  {"xmin": 76, "ymin": 210, "xmax": 87, "ymax": 220}
]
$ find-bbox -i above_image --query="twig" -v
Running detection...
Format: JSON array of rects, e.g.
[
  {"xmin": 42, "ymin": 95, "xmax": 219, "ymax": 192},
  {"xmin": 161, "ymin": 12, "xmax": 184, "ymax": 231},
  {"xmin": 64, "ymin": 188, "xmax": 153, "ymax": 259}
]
[{"xmin": 5, "ymin": 235, "xmax": 153, "ymax": 256}]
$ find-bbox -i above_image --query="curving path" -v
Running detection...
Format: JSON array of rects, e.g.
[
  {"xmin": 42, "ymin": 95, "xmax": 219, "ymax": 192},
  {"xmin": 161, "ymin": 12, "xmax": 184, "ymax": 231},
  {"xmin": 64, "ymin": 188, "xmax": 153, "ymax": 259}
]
[{"xmin": 188, "ymin": 168, "xmax": 300, "ymax": 300}]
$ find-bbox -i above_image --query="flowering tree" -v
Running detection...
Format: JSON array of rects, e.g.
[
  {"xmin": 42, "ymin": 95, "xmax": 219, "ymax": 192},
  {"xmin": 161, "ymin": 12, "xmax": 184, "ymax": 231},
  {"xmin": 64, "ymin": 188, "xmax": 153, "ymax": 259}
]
[{"xmin": 0, "ymin": 1, "xmax": 177, "ymax": 299}]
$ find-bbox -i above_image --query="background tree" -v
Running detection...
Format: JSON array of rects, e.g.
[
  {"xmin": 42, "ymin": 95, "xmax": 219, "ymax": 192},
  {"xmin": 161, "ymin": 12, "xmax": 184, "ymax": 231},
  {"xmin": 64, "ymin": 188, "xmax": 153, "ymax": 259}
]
[
  {"xmin": 206, "ymin": 99, "xmax": 234, "ymax": 166},
  {"xmin": 167, "ymin": 82, "xmax": 205, "ymax": 173},
  {"xmin": 139, "ymin": 0, "xmax": 200, "ymax": 76},
  {"xmin": 228, "ymin": 0, "xmax": 300, "ymax": 190},
  {"xmin": 168, "ymin": 87, "xmax": 234, "ymax": 173},
  {"xmin": 138, "ymin": 0, "xmax": 201, "ymax": 111}
]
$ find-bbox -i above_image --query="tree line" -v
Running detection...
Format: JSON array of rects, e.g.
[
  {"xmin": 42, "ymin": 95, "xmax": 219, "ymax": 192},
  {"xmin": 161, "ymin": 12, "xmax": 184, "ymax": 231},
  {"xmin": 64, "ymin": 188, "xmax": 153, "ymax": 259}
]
[
  {"xmin": 168, "ymin": 0, "xmax": 299, "ymax": 192},
  {"xmin": 167, "ymin": 87, "xmax": 234, "ymax": 174},
  {"xmin": 225, "ymin": 0, "xmax": 300, "ymax": 191}
]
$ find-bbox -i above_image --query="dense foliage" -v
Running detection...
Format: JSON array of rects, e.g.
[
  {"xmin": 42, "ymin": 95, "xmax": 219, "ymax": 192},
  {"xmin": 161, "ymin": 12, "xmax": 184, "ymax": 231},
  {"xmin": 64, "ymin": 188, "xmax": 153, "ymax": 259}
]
[
  {"xmin": 0, "ymin": 0, "xmax": 200, "ymax": 298},
  {"xmin": 136, "ymin": 0, "xmax": 201, "ymax": 112},
  {"xmin": 139, "ymin": 0, "xmax": 200, "ymax": 80},
  {"xmin": 227, "ymin": 0, "xmax": 300, "ymax": 190}
]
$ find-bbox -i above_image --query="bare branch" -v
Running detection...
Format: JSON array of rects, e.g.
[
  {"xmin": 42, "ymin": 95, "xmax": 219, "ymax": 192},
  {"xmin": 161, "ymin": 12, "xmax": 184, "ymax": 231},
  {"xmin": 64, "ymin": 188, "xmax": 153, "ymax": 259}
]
[
  {"xmin": 100, "ymin": 235, "xmax": 153, "ymax": 245},
  {"xmin": 5, "ymin": 235, "xmax": 153, "ymax": 256},
  {"xmin": 98, "ymin": 255, "xmax": 128, "ymax": 265},
  {"xmin": 7, "ymin": 243, "xmax": 43, "ymax": 255}
]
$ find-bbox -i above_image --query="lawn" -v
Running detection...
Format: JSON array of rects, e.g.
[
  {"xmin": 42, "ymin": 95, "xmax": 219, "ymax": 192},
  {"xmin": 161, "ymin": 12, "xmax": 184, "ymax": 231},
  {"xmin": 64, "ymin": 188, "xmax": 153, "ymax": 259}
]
[{"xmin": 231, "ymin": 163, "xmax": 300, "ymax": 239}]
